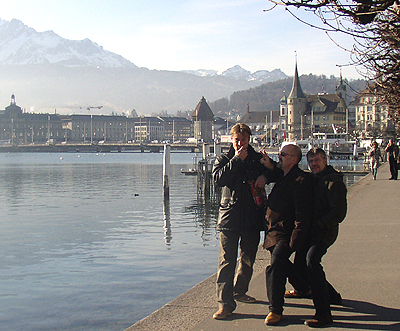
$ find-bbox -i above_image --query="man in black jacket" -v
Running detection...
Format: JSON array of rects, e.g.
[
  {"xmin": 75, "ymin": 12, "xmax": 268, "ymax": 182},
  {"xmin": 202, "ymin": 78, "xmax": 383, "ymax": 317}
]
[
  {"xmin": 385, "ymin": 138, "xmax": 399, "ymax": 180},
  {"xmin": 212, "ymin": 123, "xmax": 268, "ymax": 320},
  {"xmin": 261, "ymin": 144, "xmax": 313, "ymax": 325},
  {"xmin": 287, "ymin": 148, "xmax": 347, "ymax": 327}
]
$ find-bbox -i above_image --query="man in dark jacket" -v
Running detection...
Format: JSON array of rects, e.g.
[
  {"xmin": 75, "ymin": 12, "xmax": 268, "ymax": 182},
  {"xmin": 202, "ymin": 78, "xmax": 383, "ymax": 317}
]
[
  {"xmin": 385, "ymin": 138, "xmax": 399, "ymax": 180},
  {"xmin": 261, "ymin": 144, "xmax": 313, "ymax": 325},
  {"xmin": 287, "ymin": 148, "xmax": 347, "ymax": 327},
  {"xmin": 212, "ymin": 123, "xmax": 268, "ymax": 320}
]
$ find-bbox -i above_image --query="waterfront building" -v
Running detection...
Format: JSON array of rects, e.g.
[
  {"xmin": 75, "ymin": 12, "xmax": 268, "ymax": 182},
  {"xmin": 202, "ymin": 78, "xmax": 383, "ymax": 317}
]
[
  {"xmin": 135, "ymin": 116, "xmax": 165, "ymax": 143},
  {"xmin": 158, "ymin": 116, "xmax": 192, "ymax": 143},
  {"xmin": 213, "ymin": 116, "xmax": 236, "ymax": 139},
  {"xmin": 0, "ymin": 95, "xmax": 63, "ymax": 144},
  {"xmin": 305, "ymin": 93, "xmax": 347, "ymax": 135},
  {"xmin": 192, "ymin": 96, "xmax": 214, "ymax": 143},
  {"xmin": 239, "ymin": 103, "xmax": 279, "ymax": 144},
  {"xmin": 353, "ymin": 85, "xmax": 394, "ymax": 138},
  {"xmin": 279, "ymin": 94, "xmax": 288, "ymax": 141},
  {"xmin": 285, "ymin": 63, "xmax": 348, "ymax": 141},
  {"xmin": 60, "ymin": 114, "xmax": 137, "ymax": 143}
]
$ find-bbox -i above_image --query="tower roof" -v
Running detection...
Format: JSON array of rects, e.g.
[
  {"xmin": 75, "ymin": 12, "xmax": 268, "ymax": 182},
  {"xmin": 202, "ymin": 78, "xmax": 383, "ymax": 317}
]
[
  {"xmin": 192, "ymin": 96, "xmax": 214, "ymax": 121},
  {"xmin": 288, "ymin": 62, "xmax": 305, "ymax": 99}
]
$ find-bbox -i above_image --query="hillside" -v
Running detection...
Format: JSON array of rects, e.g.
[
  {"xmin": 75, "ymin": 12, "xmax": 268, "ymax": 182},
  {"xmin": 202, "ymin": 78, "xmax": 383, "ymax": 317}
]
[{"xmin": 209, "ymin": 74, "xmax": 367, "ymax": 117}]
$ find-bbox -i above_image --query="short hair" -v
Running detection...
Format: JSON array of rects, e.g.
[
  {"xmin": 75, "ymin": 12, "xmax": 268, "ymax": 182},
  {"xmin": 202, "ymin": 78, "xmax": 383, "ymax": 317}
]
[
  {"xmin": 291, "ymin": 144, "xmax": 302, "ymax": 163},
  {"xmin": 230, "ymin": 123, "xmax": 252, "ymax": 137},
  {"xmin": 306, "ymin": 147, "xmax": 327, "ymax": 161}
]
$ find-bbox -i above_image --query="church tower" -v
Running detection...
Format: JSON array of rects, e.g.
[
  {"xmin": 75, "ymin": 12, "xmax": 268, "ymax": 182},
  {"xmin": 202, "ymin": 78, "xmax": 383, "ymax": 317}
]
[
  {"xmin": 287, "ymin": 60, "xmax": 306, "ymax": 141},
  {"xmin": 335, "ymin": 71, "xmax": 347, "ymax": 104}
]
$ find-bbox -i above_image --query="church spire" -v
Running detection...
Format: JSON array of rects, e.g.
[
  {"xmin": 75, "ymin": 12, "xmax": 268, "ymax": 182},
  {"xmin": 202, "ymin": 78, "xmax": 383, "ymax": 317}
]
[{"xmin": 288, "ymin": 59, "xmax": 305, "ymax": 99}]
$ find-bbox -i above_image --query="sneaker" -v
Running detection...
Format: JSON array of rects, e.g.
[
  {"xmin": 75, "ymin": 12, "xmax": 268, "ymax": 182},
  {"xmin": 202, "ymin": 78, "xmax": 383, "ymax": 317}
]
[
  {"xmin": 265, "ymin": 312, "xmax": 282, "ymax": 325},
  {"xmin": 234, "ymin": 293, "xmax": 257, "ymax": 303},
  {"xmin": 305, "ymin": 313, "xmax": 333, "ymax": 327},
  {"xmin": 213, "ymin": 307, "xmax": 233, "ymax": 320},
  {"xmin": 284, "ymin": 289, "xmax": 312, "ymax": 298}
]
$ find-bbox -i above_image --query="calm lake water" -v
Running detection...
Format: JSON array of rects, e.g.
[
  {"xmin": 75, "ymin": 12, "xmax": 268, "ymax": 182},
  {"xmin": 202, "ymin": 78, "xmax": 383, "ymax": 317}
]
[
  {"xmin": 0, "ymin": 152, "xmax": 220, "ymax": 331},
  {"xmin": 0, "ymin": 152, "xmax": 365, "ymax": 331}
]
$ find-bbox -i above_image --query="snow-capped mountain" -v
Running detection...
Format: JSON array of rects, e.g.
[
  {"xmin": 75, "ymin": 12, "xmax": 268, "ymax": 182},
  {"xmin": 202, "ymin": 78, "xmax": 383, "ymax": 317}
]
[
  {"xmin": 0, "ymin": 18, "xmax": 136, "ymax": 68},
  {"xmin": 183, "ymin": 65, "xmax": 287, "ymax": 83},
  {"xmin": 181, "ymin": 69, "xmax": 219, "ymax": 77},
  {"xmin": 0, "ymin": 18, "xmax": 287, "ymax": 81}
]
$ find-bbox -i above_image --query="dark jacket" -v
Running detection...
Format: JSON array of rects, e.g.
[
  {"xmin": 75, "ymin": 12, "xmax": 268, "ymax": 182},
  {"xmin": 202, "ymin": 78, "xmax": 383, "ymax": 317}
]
[
  {"xmin": 213, "ymin": 144, "xmax": 267, "ymax": 232},
  {"xmin": 264, "ymin": 164, "xmax": 313, "ymax": 252},
  {"xmin": 309, "ymin": 165, "xmax": 347, "ymax": 247}
]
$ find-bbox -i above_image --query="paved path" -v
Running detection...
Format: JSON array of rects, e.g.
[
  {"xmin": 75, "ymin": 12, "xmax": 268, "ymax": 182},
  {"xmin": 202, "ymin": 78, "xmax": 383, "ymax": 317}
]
[{"xmin": 126, "ymin": 163, "xmax": 400, "ymax": 331}]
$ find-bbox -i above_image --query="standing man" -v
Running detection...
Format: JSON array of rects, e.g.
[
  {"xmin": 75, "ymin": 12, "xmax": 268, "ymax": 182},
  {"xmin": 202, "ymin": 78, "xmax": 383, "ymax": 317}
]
[
  {"xmin": 385, "ymin": 139, "xmax": 399, "ymax": 180},
  {"xmin": 212, "ymin": 123, "xmax": 268, "ymax": 320},
  {"xmin": 287, "ymin": 148, "xmax": 347, "ymax": 327},
  {"xmin": 261, "ymin": 143, "xmax": 313, "ymax": 325}
]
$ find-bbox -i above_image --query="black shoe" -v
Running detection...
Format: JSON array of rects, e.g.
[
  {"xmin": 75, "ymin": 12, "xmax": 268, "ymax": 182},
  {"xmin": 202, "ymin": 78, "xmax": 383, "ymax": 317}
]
[
  {"xmin": 330, "ymin": 292, "xmax": 342, "ymax": 305},
  {"xmin": 305, "ymin": 313, "xmax": 333, "ymax": 327}
]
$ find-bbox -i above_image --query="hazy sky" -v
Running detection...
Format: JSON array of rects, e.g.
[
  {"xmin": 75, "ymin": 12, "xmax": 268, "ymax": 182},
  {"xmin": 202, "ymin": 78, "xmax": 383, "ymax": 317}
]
[{"xmin": 0, "ymin": 0, "xmax": 362, "ymax": 79}]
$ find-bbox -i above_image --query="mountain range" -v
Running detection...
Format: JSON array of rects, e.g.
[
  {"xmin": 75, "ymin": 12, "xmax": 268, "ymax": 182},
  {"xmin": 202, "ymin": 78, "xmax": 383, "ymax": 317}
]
[{"xmin": 0, "ymin": 18, "xmax": 288, "ymax": 115}]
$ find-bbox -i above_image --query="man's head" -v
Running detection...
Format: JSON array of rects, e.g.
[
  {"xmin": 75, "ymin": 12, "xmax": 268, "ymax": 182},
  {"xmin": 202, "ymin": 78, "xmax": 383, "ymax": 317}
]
[
  {"xmin": 306, "ymin": 147, "xmax": 328, "ymax": 175},
  {"xmin": 230, "ymin": 123, "xmax": 251, "ymax": 151},
  {"xmin": 278, "ymin": 144, "xmax": 302, "ymax": 175}
]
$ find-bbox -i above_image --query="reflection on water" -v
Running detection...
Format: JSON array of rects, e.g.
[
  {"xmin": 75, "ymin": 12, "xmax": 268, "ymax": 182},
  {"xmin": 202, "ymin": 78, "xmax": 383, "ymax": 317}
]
[
  {"xmin": 185, "ymin": 175, "xmax": 220, "ymax": 244},
  {"xmin": 163, "ymin": 197, "xmax": 172, "ymax": 246}
]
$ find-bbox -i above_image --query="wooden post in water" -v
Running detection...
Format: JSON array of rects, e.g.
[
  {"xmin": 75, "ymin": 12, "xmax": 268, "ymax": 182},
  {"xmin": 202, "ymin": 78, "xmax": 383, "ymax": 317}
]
[
  {"xmin": 214, "ymin": 141, "xmax": 221, "ymax": 156},
  {"xmin": 202, "ymin": 143, "xmax": 210, "ymax": 159},
  {"xmin": 163, "ymin": 144, "xmax": 171, "ymax": 199},
  {"xmin": 353, "ymin": 143, "xmax": 358, "ymax": 160}
]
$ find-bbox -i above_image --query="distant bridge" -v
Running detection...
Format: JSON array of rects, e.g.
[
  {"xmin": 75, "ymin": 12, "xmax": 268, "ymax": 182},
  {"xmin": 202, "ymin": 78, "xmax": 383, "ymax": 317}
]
[{"xmin": 0, "ymin": 142, "xmax": 233, "ymax": 153}]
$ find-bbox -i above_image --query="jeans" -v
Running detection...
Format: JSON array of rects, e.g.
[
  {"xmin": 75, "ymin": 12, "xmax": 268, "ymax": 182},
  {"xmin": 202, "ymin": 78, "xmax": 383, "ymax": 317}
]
[
  {"xmin": 266, "ymin": 241, "xmax": 293, "ymax": 315},
  {"xmin": 216, "ymin": 230, "xmax": 260, "ymax": 310},
  {"xmin": 372, "ymin": 168, "xmax": 377, "ymax": 179},
  {"xmin": 389, "ymin": 157, "xmax": 398, "ymax": 179},
  {"xmin": 291, "ymin": 242, "xmax": 333, "ymax": 315}
]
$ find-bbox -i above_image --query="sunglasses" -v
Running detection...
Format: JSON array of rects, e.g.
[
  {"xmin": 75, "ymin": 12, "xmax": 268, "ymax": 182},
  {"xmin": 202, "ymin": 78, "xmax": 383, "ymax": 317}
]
[{"xmin": 279, "ymin": 151, "xmax": 295, "ymax": 157}]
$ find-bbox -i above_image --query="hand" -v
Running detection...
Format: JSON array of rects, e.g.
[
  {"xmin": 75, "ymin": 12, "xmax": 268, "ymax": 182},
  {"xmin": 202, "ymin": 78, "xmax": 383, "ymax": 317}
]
[
  {"xmin": 236, "ymin": 145, "xmax": 248, "ymax": 160},
  {"xmin": 260, "ymin": 150, "xmax": 273, "ymax": 170}
]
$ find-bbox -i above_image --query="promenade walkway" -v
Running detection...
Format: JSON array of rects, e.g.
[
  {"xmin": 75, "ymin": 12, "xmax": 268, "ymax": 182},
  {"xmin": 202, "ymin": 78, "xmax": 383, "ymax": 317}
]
[{"xmin": 126, "ymin": 162, "xmax": 400, "ymax": 331}]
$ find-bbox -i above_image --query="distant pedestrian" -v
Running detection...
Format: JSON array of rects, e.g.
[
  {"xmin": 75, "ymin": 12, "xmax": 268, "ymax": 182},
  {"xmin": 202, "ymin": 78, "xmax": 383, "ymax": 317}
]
[
  {"xmin": 369, "ymin": 141, "xmax": 382, "ymax": 180},
  {"xmin": 212, "ymin": 123, "xmax": 268, "ymax": 320},
  {"xmin": 385, "ymin": 139, "xmax": 399, "ymax": 180}
]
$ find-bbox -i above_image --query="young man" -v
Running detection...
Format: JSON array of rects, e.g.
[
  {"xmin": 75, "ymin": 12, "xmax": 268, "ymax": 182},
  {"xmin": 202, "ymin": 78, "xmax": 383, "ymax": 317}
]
[
  {"xmin": 212, "ymin": 123, "xmax": 268, "ymax": 320},
  {"xmin": 260, "ymin": 144, "xmax": 313, "ymax": 325},
  {"xmin": 288, "ymin": 148, "xmax": 347, "ymax": 327}
]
